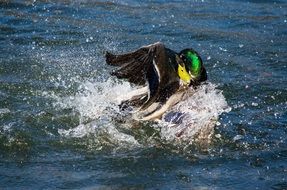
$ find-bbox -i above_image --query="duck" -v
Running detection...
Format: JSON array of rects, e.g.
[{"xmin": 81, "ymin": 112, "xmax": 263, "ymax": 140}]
[{"xmin": 105, "ymin": 42, "xmax": 207, "ymax": 120}]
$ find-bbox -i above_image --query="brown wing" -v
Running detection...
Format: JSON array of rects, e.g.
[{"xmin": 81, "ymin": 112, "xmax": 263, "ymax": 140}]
[
  {"xmin": 106, "ymin": 46, "xmax": 153, "ymax": 85},
  {"xmin": 105, "ymin": 42, "xmax": 179, "ymax": 110}
]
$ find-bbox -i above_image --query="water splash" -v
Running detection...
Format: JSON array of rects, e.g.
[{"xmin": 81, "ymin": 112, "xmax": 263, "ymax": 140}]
[
  {"xmin": 48, "ymin": 78, "xmax": 141, "ymax": 150},
  {"xmin": 58, "ymin": 119, "xmax": 141, "ymax": 151},
  {"xmin": 0, "ymin": 108, "xmax": 10, "ymax": 115},
  {"xmin": 160, "ymin": 83, "xmax": 231, "ymax": 145},
  {"xmin": 52, "ymin": 78, "xmax": 230, "ymax": 150},
  {"xmin": 52, "ymin": 78, "xmax": 133, "ymax": 123}
]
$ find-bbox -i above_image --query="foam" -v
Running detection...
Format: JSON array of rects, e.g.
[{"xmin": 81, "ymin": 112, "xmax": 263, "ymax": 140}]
[
  {"xmin": 160, "ymin": 83, "xmax": 231, "ymax": 144},
  {"xmin": 0, "ymin": 108, "xmax": 10, "ymax": 115},
  {"xmin": 52, "ymin": 78, "xmax": 133, "ymax": 123},
  {"xmin": 53, "ymin": 78, "xmax": 230, "ymax": 149}
]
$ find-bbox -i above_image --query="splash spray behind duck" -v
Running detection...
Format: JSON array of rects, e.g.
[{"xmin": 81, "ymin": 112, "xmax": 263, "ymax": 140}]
[{"xmin": 105, "ymin": 42, "xmax": 207, "ymax": 120}]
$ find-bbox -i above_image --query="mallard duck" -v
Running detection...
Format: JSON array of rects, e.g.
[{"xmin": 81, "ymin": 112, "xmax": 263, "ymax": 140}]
[{"xmin": 105, "ymin": 42, "xmax": 207, "ymax": 120}]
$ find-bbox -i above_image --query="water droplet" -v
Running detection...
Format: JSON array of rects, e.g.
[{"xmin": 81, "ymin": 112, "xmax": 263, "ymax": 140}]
[
  {"xmin": 233, "ymin": 135, "xmax": 243, "ymax": 141},
  {"xmin": 215, "ymin": 134, "xmax": 221, "ymax": 138},
  {"xmin": 219, "ymin": 47, "xmax": 227, "ymax": 52},
  {"xmin": 274, "ymin": 112, "xmax": 279, "ymax": 118}
]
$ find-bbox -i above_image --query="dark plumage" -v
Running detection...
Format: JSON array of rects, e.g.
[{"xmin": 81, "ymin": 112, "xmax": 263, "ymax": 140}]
[{"xmin": 105, "ymin": 42, "xmax": 207, "ymax": 119}]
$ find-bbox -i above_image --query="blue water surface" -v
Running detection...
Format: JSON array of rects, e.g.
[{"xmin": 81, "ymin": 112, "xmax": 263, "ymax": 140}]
[{"xmin": 0, "ymin": 0, "xmax": 287, "ymax": 189}]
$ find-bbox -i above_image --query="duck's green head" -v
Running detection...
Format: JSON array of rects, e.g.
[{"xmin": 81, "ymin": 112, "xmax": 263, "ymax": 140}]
[{"xmin": 177, "ymin": 48, "xmax": 207, "ymax": 86}]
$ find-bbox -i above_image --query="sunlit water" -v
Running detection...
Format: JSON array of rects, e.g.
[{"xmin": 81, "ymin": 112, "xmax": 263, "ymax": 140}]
[{"xmin": 1, "ymin": 0, "xmax": 287, "ymax": 189}]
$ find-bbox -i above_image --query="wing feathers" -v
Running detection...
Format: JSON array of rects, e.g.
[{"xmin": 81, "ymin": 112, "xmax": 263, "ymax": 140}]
[
  {"xmin": 105, "ymin": 45, "xmax": 155, "ymax": 85},
  {"xmin": 106, "ymin": 48, "xmax": 148, "ymax": 66},
  {"xmin": 105, "ymin": 42, "xmax": 179, "ymax": 112}
]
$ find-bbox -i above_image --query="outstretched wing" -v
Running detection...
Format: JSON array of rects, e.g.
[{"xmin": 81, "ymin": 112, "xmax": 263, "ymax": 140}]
[
  {"xmin": 106, "ymin": 42, "xmax": 179, "ymax": 110},
  {"xmin": 106, "ymin": 44, "xmax": 157, "ymax": 85}
]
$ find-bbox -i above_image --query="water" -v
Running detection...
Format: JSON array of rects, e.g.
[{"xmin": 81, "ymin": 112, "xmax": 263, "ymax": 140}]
[{"xmin": 0, "ymin": 0, "xmax": 286, "ymax": 189}]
